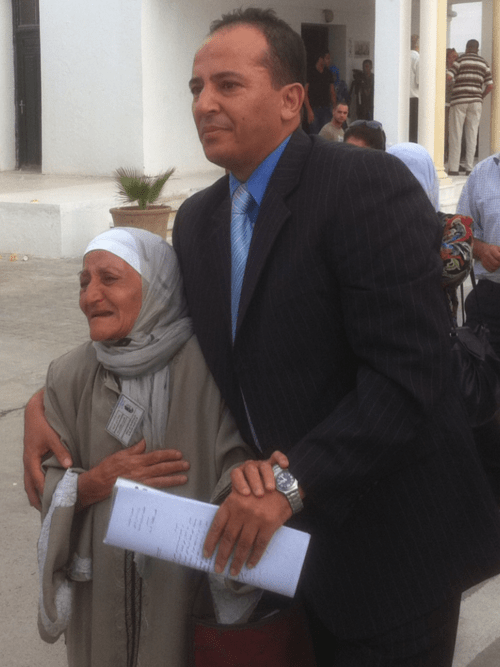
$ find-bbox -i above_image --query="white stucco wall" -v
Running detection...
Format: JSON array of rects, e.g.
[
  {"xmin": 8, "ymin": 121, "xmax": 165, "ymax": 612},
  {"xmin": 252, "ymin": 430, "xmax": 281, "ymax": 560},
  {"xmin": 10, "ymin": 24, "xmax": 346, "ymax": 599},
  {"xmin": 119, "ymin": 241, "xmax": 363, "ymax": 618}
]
[
  {"xmin": 4, "ymin": 0, "xmax": 486, "ymax": 180},
  {"xmin": 0, "ymin": 0, "xmax": 15, "ymax": 171},
  {"xmin": 374, "ymin": 0, "xmax": 413, "ymax": 147},
  {"xmin": 40, "ymin": 0, "xmax": 145, "ymax": 176},
  {"xmin": 0, "ymin": 0, "xmax": 395, "ymax": 178},
  {"xmin": 5, "ymin": 0, "xmax": 380, "ymax": 178},
  {"xmin": 141, "ymin": 0, "xmax": 217, "ymax": 176}
]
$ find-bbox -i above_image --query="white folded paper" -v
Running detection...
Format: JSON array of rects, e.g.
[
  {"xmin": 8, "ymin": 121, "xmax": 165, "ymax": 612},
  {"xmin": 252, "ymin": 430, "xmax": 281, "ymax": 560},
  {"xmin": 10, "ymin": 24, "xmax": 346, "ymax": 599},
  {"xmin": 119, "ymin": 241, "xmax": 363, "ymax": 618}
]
[{"xmin": 104, "ymin": 478, "xmax": 310, "ymax": 598}]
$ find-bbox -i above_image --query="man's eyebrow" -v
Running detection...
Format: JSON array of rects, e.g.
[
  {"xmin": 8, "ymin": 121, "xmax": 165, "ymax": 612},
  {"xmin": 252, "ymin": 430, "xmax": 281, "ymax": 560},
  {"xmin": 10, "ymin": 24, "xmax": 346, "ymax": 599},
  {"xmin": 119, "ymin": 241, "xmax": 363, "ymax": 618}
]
[
  {"xmin": 211, "ymin": 71, "xmax": 244, "ymax": 80},
  {"xmin": 189, "ymin": 71, "xmax": 245, "ymax": 89}
]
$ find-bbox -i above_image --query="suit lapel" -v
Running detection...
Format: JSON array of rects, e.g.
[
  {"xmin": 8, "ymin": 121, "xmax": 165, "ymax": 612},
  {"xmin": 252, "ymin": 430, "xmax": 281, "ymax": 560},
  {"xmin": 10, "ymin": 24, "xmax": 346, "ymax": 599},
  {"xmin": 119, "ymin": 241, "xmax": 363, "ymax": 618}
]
[
  {"xmin": 206, "ymin": 193, "xmax": 233, "ymax": 339},
  {"xmin": 235, "ymin": 130, "xmax": 311, "ymax": 339}
]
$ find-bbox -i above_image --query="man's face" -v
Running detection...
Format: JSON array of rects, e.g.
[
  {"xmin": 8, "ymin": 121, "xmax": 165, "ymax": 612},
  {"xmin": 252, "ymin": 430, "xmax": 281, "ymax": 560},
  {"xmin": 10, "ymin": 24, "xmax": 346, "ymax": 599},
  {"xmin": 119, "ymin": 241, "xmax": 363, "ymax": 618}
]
[
  {"xmin": 332, "ymin": 104, "xmax": 348, "ymax": 128},
  {"xmin": 190, "ymin": 25, "xmax": 291, "ymax": 181}
]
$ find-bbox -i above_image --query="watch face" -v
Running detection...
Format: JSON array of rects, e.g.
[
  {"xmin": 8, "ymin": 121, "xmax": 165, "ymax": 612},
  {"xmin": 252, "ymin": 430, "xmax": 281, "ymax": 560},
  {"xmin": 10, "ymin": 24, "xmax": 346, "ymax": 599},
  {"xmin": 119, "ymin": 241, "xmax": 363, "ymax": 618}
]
[{"xmin": 276, "ymin": 470, "xmax": 295, "ymax": 491}]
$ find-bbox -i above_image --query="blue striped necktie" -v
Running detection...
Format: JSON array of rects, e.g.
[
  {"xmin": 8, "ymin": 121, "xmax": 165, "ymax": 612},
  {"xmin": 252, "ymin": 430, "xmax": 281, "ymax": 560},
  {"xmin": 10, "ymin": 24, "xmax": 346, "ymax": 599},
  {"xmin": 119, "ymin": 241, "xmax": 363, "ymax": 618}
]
[{"xmin": 231, "ymin": 184, "xmax": 254, "ymax": 340}]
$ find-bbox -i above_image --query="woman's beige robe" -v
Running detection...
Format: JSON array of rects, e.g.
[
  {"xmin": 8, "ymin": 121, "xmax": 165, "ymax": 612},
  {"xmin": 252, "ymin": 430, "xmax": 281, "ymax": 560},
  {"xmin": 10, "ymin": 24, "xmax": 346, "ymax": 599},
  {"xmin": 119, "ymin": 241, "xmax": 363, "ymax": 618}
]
[{"xmin": 38, "ymin": 335, "xmax": 252, "ymax": 667}]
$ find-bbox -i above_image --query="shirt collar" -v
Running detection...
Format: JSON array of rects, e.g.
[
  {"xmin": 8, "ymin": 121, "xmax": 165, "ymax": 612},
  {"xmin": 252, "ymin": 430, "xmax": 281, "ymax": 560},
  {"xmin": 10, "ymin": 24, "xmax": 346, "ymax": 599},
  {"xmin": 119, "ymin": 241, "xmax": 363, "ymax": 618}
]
[{"xmin": 229, "ymin": 135, "xmax": 291, "ymax": 205}]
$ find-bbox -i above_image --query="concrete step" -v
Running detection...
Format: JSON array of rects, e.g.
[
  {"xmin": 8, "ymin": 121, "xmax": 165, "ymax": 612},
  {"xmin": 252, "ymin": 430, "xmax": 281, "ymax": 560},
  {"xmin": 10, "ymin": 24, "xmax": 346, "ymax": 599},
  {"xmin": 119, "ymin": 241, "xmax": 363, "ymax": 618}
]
[{"xmin": 0, "ymin": 168, "xmax": 223, "ymax": 257}]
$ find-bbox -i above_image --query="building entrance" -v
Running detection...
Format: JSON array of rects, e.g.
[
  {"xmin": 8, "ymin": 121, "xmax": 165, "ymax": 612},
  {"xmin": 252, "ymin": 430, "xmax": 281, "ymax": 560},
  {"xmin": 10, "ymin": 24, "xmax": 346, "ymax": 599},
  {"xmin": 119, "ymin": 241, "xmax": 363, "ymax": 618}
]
[{"xmin": 12, "ymin": 0, "xmax": 41, "ymax": 169}]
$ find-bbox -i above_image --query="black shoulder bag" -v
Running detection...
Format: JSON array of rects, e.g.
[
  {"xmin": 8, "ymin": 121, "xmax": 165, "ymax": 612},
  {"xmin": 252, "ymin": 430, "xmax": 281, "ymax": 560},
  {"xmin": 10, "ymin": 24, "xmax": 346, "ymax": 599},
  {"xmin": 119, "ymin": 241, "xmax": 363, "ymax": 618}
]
[{"xmin": 449, "ymin": 269, "xmax": 500, "ymax": 427}]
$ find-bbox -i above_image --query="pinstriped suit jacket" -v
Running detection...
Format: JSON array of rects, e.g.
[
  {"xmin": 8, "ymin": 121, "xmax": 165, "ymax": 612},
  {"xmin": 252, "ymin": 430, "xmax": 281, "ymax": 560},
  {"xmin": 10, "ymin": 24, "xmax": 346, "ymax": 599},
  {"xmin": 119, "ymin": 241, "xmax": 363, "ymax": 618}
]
[{"xmin": 173, "ymin": 129, "xmax": 500, "ymax": 638}]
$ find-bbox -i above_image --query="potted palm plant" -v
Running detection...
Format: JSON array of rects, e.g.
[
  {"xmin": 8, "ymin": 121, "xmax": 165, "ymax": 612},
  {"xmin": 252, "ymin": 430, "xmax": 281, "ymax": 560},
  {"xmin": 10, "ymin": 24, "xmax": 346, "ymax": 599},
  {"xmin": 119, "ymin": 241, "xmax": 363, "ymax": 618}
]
[{"xmin": 110, "ymin": 167, "xmax": 175, "ymax": 239}]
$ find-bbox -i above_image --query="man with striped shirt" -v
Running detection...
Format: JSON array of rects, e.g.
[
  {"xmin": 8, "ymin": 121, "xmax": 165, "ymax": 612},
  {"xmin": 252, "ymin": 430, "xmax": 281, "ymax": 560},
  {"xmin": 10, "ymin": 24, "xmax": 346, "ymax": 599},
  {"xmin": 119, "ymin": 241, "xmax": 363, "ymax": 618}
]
[{"xmin": 447, "ymin": 39, "xmax": 493, "ymax": 176}]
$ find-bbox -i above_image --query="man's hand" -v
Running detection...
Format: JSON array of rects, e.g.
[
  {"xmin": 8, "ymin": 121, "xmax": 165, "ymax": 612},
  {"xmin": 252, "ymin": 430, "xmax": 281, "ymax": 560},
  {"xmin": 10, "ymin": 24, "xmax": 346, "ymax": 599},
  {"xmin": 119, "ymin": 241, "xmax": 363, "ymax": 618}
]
[
  {"xmin": 23, "ymin": 388, "xmax": 73, "ymax": 510},
  {"xmin": 474, "ymin": 239, "xmax": 500, "ymax": 273},
  {"xmin": 330, "ymin": 83, "xmax": 336, "ymax": 108},
  {"xmin": 483, "ymin": 84, "xmax": 494, "ymax": 99},
  {"xmin": 231, "ymin": 450, "xmax": 290, "ymax": 497},
  {"xmin": 77, "ymin": 439, "xmax": 189, "ymax": 510},
  {"xmin": 203, "ymin": 487, "xmax": 292, "ymax": 577}
]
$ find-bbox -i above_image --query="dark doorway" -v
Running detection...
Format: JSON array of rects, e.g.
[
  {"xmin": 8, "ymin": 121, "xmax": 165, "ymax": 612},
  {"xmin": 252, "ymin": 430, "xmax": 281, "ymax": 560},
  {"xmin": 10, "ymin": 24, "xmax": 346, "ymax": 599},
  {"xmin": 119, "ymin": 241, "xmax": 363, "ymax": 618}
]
[
  {"xmin": 301, "ymin": 25, "xmax": 329, "ymax": 70},
  {"xmin": 12, "ymin": 0, "xmax": 41, "ymax": 170}
]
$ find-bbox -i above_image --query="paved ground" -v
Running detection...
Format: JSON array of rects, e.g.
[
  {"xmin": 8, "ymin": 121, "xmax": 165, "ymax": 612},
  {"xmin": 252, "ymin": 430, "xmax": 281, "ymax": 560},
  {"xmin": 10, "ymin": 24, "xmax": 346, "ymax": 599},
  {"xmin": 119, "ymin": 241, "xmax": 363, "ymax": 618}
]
[
  {"xmin": 1, "ymin": 255, "xmax": 499, "ymax": 666},
  {"xmin": 1, "ymin": 256, "xmax": 86, "ymax": 666}
]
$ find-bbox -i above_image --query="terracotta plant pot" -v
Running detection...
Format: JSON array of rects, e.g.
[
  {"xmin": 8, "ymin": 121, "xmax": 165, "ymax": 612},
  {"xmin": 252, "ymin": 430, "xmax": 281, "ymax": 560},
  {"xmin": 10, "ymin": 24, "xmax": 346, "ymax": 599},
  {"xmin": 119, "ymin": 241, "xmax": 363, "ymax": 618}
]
[{"xmin": 109, "ymin": 205, "xmax": 172, "ymax": 240}]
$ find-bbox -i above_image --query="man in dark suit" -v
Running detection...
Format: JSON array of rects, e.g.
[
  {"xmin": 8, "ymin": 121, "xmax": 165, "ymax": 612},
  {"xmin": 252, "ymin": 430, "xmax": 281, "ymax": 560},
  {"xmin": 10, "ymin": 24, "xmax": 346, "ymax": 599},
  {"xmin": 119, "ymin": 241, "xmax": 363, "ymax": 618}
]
[{"xmin": 174, "ymin": 7, "xmax": 500, "ymax": 666}]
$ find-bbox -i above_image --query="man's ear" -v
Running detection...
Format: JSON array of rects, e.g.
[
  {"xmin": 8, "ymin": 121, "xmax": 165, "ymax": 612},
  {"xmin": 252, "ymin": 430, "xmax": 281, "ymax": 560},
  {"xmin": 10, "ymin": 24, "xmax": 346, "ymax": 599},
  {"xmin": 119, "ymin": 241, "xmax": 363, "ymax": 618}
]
[{"xmin": 281, "ymin": 83, "xmax": 305, "ymax": 121}]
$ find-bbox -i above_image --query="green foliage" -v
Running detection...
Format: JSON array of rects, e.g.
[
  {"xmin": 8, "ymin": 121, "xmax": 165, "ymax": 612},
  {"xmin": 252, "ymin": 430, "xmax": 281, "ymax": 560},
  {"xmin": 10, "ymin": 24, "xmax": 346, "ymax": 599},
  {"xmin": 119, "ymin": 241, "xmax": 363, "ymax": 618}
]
[{"xmin": 114, "ymin": 167, "xmax": 175, "ymax": 210}]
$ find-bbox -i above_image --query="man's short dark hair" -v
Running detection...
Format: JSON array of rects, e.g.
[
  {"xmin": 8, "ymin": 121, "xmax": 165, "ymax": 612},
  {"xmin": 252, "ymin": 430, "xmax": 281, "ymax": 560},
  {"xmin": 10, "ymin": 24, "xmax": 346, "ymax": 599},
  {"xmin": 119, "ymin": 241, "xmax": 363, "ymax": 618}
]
[
  {"xmin": 362, "ymin": 59, "xmax": 372, "ymax": 68},
  {"xmin": 209, "ymin": 7, "xmax": 306, "ymax": 88},
  {"xmin": 466, "ymin": 39, "xmax": 479, "ymax": 52},
  {"xmin": 314, "ymin": 49, "xmax": 329, "ymax": 63},
  {"xmin": 344, "ymin": 121, "xmax": 386, "ymax": 151}
]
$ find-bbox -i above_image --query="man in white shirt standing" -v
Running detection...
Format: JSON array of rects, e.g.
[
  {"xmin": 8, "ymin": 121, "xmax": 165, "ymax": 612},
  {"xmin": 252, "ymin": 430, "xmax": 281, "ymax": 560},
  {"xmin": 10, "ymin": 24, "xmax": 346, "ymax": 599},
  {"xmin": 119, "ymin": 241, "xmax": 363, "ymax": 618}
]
[
  {"xmin": 409, "ymin": 34, "xmax": 420, "ymax": 143},
  {"xmin": 456, "ymin": 153, "xmax": 500, "ymax": 352}
]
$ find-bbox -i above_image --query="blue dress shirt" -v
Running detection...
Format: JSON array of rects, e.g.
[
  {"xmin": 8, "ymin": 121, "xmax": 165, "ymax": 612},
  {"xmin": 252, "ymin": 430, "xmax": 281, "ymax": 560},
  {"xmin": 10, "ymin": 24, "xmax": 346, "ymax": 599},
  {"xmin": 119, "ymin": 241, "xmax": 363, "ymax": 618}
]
[
  {"xmin": 229, "ymin": 136, "xmax": 291, "ymax": 230},
  {"xmin": 457, "ymin": 154, "xmax": 500, "ymax": 283}
]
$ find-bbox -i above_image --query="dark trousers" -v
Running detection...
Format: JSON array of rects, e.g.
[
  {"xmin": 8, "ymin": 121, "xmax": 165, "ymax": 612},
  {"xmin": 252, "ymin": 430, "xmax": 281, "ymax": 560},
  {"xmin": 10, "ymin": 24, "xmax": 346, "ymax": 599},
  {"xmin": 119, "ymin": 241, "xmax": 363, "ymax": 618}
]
[
  {"xmin": 473, "ymin": 413, "xmax": 500, "ymax": 503},
  {"xmin": 305, "ymin": 595, "xmax": 461, "ymax": 666},
  {"xmin": 465, "ymin": 278, "xmax": 500, "ymax": 502},
  {"xmin": 409, "ymin": 97, "xmax": 419, "ymax": 143},
  {"xmin": 310, "ymin": 106, "xmax": 333, "ymax": 135}
]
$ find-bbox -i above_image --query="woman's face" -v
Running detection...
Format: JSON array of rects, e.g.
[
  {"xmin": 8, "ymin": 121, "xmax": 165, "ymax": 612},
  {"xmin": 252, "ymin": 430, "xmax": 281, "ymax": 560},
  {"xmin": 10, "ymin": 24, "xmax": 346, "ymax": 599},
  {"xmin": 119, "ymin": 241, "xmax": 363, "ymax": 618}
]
[{"xmin": 79, "ymin": 250, "xmax": 142, "ymax": 341}]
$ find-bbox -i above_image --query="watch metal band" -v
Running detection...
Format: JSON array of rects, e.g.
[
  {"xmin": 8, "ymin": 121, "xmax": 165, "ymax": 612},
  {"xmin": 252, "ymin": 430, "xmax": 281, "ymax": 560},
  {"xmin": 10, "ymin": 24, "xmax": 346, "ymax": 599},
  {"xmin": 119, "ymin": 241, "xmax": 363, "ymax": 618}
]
[{"xmin": 272, "ymin": 464, "xmax": 303, "ymax": 514}]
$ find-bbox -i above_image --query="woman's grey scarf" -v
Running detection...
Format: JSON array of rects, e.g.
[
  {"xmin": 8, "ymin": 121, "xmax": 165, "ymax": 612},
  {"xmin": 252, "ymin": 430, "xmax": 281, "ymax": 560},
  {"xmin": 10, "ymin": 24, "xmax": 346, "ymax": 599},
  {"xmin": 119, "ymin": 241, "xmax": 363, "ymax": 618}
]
[{"xmin": 84, "ymin": 228, "xmax": 193, "ymax": 450}]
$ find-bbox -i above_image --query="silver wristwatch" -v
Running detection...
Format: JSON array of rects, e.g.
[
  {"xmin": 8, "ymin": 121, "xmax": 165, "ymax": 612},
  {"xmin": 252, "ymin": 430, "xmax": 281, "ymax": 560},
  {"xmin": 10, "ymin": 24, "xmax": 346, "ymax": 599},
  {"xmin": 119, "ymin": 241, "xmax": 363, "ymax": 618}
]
[{"xmin": 272, "ymin": 464, "xmax": 303, "ymax": 514}]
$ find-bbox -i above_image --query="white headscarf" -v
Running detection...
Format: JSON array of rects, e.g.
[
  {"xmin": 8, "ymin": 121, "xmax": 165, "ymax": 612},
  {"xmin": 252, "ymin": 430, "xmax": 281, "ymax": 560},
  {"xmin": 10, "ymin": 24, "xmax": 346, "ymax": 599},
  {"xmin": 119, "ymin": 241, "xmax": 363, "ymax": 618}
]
[
  {"xmin": 84, "ymin": 228, "xmax": 193, "ymax": 450},
  {"xmin": 387, "ymin": 142, "xmax": 440, "ymax": 212}
]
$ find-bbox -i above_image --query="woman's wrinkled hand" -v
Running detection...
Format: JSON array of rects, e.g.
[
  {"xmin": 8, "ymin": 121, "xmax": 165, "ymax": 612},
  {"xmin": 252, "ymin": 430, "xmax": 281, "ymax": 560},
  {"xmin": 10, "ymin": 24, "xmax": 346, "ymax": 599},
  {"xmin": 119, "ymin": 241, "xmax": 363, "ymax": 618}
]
[{"xmin": 77, "ymin": 439, "xmax": 190, "ymax": 510}]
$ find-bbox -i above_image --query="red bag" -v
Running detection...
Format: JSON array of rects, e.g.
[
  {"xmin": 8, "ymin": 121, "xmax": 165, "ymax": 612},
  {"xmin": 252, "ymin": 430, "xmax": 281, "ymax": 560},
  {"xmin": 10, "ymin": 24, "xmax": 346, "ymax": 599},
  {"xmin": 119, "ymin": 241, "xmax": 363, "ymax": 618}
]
[{"xmin": 190, "ymin": 603, "xmax": 317, "ymax": 667}]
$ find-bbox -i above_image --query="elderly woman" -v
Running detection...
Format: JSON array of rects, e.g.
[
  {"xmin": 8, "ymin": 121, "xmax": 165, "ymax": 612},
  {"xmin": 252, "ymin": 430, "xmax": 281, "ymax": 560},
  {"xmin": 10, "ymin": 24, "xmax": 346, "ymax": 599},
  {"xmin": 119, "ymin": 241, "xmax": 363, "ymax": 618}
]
[{"xmin": 37, "ymin": 227, "xmax": 253, "ymax": 666}]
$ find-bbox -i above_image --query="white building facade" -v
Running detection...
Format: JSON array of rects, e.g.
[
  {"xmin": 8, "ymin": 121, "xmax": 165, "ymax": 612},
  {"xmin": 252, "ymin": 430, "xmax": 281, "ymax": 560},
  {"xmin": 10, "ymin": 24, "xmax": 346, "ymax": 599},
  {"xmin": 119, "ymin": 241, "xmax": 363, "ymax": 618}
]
[
  {"xmin": 0, "ymin": 0, "xmax": 496, "ymax": 178},
  {"xmin": 0, "ymin": 0, "xmax": 498, "ymax": 256}
]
